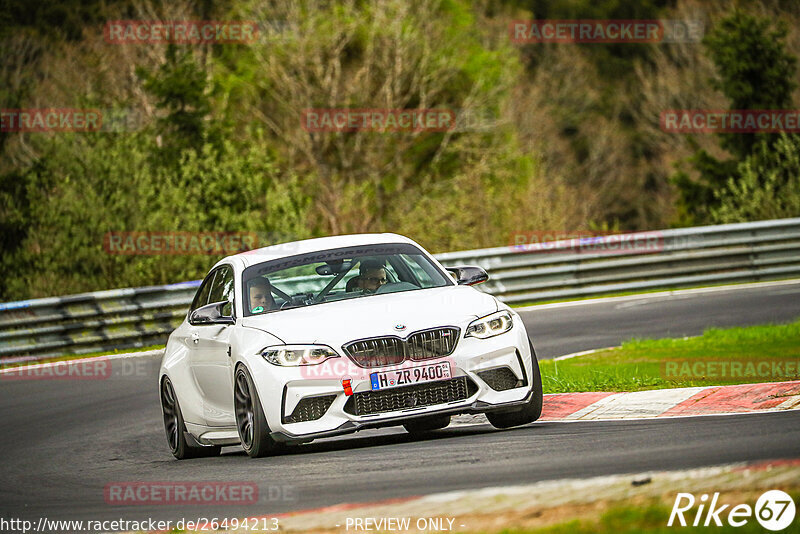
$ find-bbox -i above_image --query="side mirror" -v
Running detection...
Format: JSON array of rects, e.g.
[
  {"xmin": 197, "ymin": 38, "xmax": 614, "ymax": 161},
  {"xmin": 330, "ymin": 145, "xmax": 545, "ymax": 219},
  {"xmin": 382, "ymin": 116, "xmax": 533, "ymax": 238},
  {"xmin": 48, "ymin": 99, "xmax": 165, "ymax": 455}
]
[
  {"xmin": 189, "ymin": 300, "xmax": 235, "ymax": 325},
  {"xmin": 446, "ymin": 266, "xmax": 489, "ymax": 286}
]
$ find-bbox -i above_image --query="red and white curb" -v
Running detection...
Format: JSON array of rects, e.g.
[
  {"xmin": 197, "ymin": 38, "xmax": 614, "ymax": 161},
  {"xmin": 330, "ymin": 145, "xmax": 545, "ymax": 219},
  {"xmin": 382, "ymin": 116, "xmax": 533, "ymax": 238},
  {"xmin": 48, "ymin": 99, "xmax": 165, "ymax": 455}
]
[{"xmin": 452, "ymin": 380, "xmax": 800, "ymax": 427}]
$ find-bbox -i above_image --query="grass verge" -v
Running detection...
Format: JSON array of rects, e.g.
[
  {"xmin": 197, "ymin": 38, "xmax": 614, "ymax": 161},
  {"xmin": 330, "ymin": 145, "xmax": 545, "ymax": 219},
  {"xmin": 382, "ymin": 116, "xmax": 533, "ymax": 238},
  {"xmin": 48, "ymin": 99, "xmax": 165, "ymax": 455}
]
[{"xmin": 540, "ymin": 319, "xmax": 800, "ymax": 393}]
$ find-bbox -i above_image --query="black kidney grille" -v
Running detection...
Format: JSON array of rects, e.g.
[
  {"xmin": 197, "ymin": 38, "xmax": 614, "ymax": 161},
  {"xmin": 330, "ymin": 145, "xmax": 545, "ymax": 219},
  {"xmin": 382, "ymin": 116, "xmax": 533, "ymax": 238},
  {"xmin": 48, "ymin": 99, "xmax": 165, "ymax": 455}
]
[
  {"xmin": 284, "ymin": 394, "xmax": 337, "ymax": 423},
  {"xmin": 406, "ymin": 328, "xmax": 459, "ymax": 360},
  {"xmin": 344, "ymin": 327, "xmax": 460, "ymax": 367},
  {"xmin": 344, "ymin": 337, "xmax": 405, "ymax": 367},
  {"xmin": 346, "ymin": 376, "xmax": 471, "ymax": 416}
]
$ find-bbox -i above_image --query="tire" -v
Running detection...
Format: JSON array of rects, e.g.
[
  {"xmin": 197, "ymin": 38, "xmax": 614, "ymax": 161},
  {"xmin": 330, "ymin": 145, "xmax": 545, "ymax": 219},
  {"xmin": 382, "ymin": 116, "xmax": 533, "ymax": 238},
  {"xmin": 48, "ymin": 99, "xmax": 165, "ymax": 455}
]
[
  {"xmin": 234, "ymin": 365, "xmax": 280, "ymax": 458},
  {"xmin": 160, "ymin": 377, "xmax": 221, "ymax": 459},
  {"xmin": 486, "ymin": 338, "xmax": 543, "ymax": 429},
  {"xmin": 403, "ymin": 414, "xmax": 451, "ymax": 434}
]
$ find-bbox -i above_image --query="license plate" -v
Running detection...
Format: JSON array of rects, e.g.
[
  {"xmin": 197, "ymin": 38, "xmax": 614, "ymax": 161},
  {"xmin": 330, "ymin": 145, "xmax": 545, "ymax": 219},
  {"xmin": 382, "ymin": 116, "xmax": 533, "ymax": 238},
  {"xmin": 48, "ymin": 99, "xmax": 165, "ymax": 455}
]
[{"xmin": 370, "ymin": 361, "xmax": 451, "ymax": 391}]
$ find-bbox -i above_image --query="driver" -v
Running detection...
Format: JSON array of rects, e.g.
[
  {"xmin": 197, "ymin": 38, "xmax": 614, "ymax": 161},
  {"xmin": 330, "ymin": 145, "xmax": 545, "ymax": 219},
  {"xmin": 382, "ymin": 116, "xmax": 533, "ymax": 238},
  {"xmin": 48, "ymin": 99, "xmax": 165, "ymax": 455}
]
[
  {"xmin": 248, "ymin": 277, "xmax": 276, "ymax": 313},
  {"xmin": 357, "ymin": 260, "xmax": 388, "ymax": 294}
]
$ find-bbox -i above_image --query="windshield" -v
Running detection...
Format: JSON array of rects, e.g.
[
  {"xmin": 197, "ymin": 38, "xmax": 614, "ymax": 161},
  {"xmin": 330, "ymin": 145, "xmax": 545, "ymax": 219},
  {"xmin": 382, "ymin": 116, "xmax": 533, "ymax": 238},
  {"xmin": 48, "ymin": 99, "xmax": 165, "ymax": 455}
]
[{"xmin": 241, "ymin": 243, "xmax": 453, "ymax": 316}]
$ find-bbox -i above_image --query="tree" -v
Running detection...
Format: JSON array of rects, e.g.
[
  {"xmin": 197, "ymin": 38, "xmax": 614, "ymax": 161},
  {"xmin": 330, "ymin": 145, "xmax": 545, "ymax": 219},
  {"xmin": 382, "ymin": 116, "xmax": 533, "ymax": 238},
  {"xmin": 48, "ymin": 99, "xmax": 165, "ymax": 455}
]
[
  {"xmin": 137, "ymin": 44, "xmax": 218, "ymax": 156},
  {"xmin": 0, "ymin": 129, "xmax": 308, "ymax": 300},
  {"xmin": 704, "ymin": 11, "xmax": 796, "ymax": 159},
  {"xmin": 711, "ymin": 133, "xmax": 800, "ymax": 223},
  {"xmin": 673, "ymin": 10, "xmax": 797, "ymax": 224},
  {"xmin": 221, "ymin": 0, "xmax": 522, "ymax": 237}
]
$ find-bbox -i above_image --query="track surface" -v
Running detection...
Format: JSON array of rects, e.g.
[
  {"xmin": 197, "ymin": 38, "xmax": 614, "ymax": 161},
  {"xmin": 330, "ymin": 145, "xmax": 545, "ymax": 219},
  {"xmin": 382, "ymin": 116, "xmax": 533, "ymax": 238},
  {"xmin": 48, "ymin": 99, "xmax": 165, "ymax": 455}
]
[
  {"xmin": 1, "ymin": 282, "xmax": 799, "ymax": 525},
  {"xmin": 524, "ymin": 281, "xmax": 800, "ymax": 359}
]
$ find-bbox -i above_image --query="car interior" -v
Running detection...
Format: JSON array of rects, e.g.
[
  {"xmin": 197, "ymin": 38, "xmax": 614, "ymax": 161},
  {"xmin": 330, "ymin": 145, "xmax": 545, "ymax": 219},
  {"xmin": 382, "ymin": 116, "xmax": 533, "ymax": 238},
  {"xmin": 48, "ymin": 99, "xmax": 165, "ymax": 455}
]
[{"xmin": 244, "ymin": 253, "xmax": 443, "ymax": 315}]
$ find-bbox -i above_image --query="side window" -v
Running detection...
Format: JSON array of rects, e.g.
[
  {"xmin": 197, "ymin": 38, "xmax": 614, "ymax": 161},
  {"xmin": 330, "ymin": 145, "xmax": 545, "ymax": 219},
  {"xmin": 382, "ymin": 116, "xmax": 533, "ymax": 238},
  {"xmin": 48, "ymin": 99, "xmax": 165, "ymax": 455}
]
[
  {"xmin": 208, "ymin": 266, "xmax": 235, "ymax": 316},
  {"xmin": 190, "ymin": 271, "xmax": 217, "ymax": 312}
]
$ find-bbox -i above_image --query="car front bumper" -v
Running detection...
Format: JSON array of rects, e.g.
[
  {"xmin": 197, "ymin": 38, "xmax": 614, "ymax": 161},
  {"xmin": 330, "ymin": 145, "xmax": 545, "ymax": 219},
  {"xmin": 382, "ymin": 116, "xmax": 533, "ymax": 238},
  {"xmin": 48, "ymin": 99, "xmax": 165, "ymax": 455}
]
[{"xmin": 250, "ymin": 320, "xmax": 536, "ymax": 443}]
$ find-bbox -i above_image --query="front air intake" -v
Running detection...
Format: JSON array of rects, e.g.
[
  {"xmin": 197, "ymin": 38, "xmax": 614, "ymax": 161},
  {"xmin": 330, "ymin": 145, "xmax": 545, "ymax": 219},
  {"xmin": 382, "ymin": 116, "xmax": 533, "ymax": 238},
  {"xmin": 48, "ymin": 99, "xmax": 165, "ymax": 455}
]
[
  {"xmin": 343, "ymin": 376, "xmax": 477, "ymax": 416},
  {"xmin": 477, "ymin": 367, "xmax": 524, "ymax": 391},
  {"xmin": 283, "ymin": 394, "xmax": 337, "ymax": 423}
]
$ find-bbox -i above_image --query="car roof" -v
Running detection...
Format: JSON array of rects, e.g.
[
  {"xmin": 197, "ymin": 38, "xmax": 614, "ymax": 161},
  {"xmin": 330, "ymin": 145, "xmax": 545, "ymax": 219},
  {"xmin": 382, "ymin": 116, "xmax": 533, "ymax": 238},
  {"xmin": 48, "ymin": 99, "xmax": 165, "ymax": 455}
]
[{"xmin": 230, "ymin": 233, "xmax": 418, "ymax": 269}]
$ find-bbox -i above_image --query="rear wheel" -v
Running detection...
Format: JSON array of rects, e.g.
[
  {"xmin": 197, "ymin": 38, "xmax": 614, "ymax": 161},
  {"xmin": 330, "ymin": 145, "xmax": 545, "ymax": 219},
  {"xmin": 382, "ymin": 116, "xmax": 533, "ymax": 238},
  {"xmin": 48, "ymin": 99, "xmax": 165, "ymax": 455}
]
[
  {"xmin": 160, "ymin": 377, "xmax": 221, "ymax": 459},
  {"xmin": 234, "ymin": 366, "xmax": 280, "ymax": 458},
  {"xmin": 486, "ymin": 339, "xmax": 543, "ymax": 429},
  {"xmin": 403, "ymin": 414, "xmax": 451, "ymax": 434}
]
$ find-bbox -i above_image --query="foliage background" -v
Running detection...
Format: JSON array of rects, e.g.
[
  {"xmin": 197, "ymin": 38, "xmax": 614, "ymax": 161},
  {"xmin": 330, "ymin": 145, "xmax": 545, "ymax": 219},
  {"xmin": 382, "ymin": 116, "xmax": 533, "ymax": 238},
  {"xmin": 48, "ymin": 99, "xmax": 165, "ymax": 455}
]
[{"xmin": 2, "ymin": 0, "xmax": 800, "ymax": 300}]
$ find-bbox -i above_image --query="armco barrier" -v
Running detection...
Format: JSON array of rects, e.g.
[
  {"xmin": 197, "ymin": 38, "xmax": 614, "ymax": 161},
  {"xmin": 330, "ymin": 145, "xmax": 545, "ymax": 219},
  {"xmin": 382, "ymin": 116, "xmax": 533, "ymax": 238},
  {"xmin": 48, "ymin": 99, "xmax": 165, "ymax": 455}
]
[
  {"xmin": 1, "ymin": 218, "xmax": 799, "ymax": 360},
  {"xmin": 0, "ymin": 281, "xmax": 200, "ymax": 361},
  {"xmin": 436, "ymin": 218, "xmax": 800, "ymax": 303}
]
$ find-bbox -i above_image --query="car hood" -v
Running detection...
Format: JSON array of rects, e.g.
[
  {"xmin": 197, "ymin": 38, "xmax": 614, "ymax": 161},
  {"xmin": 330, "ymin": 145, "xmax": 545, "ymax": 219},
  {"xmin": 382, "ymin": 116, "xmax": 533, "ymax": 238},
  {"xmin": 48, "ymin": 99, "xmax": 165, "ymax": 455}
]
[{"xmin": 240, "ymin": 285, "xmax": 497, "ymax": 346}]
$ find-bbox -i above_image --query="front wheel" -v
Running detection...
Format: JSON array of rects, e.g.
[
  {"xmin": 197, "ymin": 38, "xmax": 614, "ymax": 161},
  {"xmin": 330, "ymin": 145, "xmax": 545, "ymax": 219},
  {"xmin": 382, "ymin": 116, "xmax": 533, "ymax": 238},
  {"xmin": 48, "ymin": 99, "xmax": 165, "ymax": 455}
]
[
  {"xmin": 486, "ymin": 339, "xmax": 543, "ymax": 429},
  {"xmin": 160, "ymin": 377, "xmax": 221, "ymax": 459},
  {"xmin": 234, "ymin": 366, "xmax": 280, "ymax": 458}
]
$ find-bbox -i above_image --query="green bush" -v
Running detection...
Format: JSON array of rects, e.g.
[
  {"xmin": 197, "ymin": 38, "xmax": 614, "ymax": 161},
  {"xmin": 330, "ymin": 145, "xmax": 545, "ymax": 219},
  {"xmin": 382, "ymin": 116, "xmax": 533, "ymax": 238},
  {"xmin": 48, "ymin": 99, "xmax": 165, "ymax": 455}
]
[
  {"xmin": 0, "ymin": 130, "xmax": 308, "ymax": 299},
  {"xmin": 711, "ymin": 134, "xmax": 800, "ymax": 223},
  {"xmin": 673, "ymin": 10, "xmax": 797, "ymax": 224}
]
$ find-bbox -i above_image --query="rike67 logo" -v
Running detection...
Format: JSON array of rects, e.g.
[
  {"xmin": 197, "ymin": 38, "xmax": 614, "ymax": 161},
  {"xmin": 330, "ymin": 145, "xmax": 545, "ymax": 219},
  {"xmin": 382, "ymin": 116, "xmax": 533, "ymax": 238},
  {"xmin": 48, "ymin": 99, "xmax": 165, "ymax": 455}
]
[{"xmin": 669, "ymin": 490, "xmax": 796, "ymax": 530}]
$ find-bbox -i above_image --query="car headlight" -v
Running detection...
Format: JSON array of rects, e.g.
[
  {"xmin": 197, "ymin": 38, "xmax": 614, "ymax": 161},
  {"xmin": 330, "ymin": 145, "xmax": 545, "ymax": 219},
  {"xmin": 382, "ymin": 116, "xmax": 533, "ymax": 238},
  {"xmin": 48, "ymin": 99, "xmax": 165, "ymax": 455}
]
[
  {"xmin": 261, "ymin": 345, "xmax": 339, "ymax": 366},
  {"xmin": 465, "ymin": 311, "xmax": 513, "ymax": 339}
]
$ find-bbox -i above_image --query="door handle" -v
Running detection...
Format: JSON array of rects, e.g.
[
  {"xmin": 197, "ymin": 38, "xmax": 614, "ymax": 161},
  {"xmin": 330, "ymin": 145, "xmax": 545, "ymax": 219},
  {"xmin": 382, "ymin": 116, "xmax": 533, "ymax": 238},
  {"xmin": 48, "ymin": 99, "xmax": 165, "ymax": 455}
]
[{"xmin": 191, "ymin": 332, "xmax": 200, "ymax": 345}]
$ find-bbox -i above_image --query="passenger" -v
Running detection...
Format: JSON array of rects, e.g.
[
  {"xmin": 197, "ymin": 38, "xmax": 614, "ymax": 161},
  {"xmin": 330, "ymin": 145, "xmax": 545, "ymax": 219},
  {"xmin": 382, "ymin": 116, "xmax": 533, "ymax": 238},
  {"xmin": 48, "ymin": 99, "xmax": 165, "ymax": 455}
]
[{"xmin": 248, "ymin": 278, "xmax": 276, "ymax": 313}]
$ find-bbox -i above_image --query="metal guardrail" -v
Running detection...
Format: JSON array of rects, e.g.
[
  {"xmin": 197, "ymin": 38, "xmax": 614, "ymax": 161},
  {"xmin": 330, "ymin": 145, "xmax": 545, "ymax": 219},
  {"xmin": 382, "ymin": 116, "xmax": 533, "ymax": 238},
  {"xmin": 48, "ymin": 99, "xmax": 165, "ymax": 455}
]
[
  {"xmin": 436, "ymin": 218, "xmax": 800, "ymax": 303},
  {"xmin": 0, "ymin": 282, "xmax": 200, "ymax": 361},
  {"xmin": 2, "ymin": 218, "xmax": 799, "ymax": 360}
]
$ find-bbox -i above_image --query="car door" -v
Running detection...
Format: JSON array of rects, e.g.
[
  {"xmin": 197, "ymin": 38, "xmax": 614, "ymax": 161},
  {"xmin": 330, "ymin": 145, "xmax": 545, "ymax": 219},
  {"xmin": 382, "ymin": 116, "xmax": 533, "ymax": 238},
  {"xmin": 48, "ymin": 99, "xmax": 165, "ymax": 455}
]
[
  {"xmin": 170, "ymin": 271, "xmax": 217, "ymax": 426},
  {"xmin": 188, "ymin": 265, "xmax": 236, "ymax": 427}
]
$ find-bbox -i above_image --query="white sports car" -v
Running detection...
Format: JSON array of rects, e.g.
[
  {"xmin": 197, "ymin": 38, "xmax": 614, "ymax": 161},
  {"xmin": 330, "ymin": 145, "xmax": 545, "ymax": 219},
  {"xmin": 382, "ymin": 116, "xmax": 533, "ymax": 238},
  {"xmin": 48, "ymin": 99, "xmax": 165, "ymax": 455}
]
[{"xmin": 159, "ymin": 233, "xmax": 542, "ymax": 459}]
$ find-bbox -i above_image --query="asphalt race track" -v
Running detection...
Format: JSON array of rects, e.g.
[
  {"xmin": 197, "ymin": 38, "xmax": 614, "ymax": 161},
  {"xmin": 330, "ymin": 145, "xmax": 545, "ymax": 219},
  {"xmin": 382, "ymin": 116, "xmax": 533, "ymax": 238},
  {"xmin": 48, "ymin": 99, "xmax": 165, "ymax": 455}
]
[
  {"xmin": 524, "ymin": 281, "xmax": 800, "ymax": 359},
  {"xmin": 1, "ymin": 282, "xmax": 799, "ymax": 525}
]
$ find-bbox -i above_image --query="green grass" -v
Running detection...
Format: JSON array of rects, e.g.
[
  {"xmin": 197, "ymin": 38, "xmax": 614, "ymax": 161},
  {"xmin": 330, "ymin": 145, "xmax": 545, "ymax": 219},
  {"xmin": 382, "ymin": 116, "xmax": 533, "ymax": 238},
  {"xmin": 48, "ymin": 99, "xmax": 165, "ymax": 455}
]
[{"xmin": 540, "ymin": 319, "xmax": 800, "ymax": 393}]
